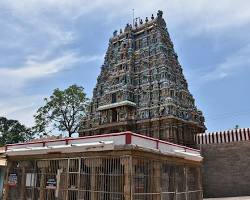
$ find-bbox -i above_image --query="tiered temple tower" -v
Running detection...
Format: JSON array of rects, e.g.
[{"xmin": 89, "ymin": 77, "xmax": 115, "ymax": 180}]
[{"xmin": 79, "ymin": 10, "xmax": 205, "ymax": 147}]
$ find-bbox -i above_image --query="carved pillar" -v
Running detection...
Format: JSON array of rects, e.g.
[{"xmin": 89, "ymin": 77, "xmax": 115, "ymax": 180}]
[
  {"xmin": 3, "ymin": 161, "xmax": 12, "ymax": 200},
  {"xmin": 158, "ymin": 119, "xmax": 161, "ymax": 140},
  {"xmin": 121, "ymin": 157, "xmax": 132, "ymax": 200}
]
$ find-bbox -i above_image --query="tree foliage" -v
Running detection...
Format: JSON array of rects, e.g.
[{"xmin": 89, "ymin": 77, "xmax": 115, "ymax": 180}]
[
  {"xmin": 0, "ymin": 117, "xmax": 33, "ymax": 146},
  {"xmin": 34, "ymin": 84, "xmax": 89, "ymax": 137}
]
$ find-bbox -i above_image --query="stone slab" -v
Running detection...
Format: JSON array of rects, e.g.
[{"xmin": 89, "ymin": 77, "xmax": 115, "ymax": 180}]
[{"xmin": 205, "ymin": 197, "xmax": 250, "ymax": 200}]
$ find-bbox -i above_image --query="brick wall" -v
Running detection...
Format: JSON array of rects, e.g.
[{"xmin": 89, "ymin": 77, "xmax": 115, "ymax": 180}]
[{"xmin": 201, "ymin": 141, "xmax": 250, "ymax": 198}]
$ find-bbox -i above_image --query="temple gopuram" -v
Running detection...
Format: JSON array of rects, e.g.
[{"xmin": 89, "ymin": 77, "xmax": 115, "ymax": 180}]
[{"xmin": 79, "ymin": 10, "xmax": 205, "ymax": 147}]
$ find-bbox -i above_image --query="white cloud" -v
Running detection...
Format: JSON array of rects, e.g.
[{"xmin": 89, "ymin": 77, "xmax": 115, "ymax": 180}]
[
  {"xmin": 3, "ymin": 0, "xmax": 250, "ymax": 30},
  {"xmin": 166, "ymin": 0, "xmax": 250, "ymax": 30},
  {"xmin": 65, "ymin": 0, "xmax": 250, "ymax": 35},
  {"xmin": 0, "ymin": 0, "xmax": 107, "ymax": 127},
  {"xmin": 0, "ymin": 53, "xmax": 78, "ymax": 79},
  {"xmin": 0, "ymin": 0, "xmax": 249, "ymax": 128},
  {"xmin": 203, "ymin": 44, "xmax": 250, "ymax": 80},
  {"xmin": 0, "ymin": 52, "xmax": 102, "ymax": 91},
  {"xmin": 0, "ymin": 94, "xmax": 44, "ymax": 126},
  {"xmin": 2, "ymin": 0, "xmax": 250, "ymax": 62}
]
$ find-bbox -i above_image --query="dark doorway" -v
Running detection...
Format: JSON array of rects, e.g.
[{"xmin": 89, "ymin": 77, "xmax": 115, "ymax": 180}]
[
  {"xmin": 112, "ymin": 109, "xmax": 118, "ymax": 122},
  {"xmin": 112, "ymin": 93, "xmax": 117, "ymax": 103}
]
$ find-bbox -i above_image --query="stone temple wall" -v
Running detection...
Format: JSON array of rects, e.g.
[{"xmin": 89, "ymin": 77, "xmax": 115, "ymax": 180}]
[{"xmin": 198, "ymin": 129, "xmax": 250, "ymax": 198}]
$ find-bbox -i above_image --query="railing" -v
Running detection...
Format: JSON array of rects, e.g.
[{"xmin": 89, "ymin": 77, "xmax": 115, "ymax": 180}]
[{"xmin": 6, "ymin": 156, "xmax": 203, "ymax": 200}]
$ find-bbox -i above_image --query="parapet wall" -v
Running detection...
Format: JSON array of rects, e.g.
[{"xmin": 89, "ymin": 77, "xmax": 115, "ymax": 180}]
[
  {"xmin": 196, "ymin": 128, "xmax": 250, "ymax": 144},
  {"xmin": 197, "ymin": 128, "xmax": 250, "ymax": 198}
]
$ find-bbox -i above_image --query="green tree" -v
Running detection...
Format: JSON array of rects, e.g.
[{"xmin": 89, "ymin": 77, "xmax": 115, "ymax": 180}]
[
  {"xmin": 34, "ymin": 84, "xmax": 89, "ymax": 137},
  {"xmin": 0, "ymin": 117, "xmax": 33, "ymax": 146}
]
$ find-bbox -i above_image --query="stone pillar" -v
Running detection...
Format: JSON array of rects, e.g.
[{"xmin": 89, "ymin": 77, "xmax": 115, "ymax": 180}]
[
  {"xmin": 37, "ymin": 160, "xmax": 49, "ymax": 200},
  {"xmin": 39, "ymin": 168, "xmax": 46, "ymax": 199},
  {"xmin": 90, "ymin": 167, "xmax": 97, "ymax": 200},
  {"xmin": 85, "ymin": 158, "xmax": 102, "ymax": 200},
  {"xmin": 121, "ymin": 157, "xmax": 132, "ymax": 200},
  {"xmin": 19, "ymin": 161, "xmax": 30, "ymax": 200},
  {"xmin": 185, "ymin": 167, "xmax": 188, "ymax": 200},
  {"xmin": 157, "ymin": 119, "xmax": 161, "ymax": 139},
  {"xmin": 2, "ymin": 161, "xmax": 12, "ymax": 200},
  {"xmin": 153, "ymin": 161, "xmax": 161, "ymax": 200},
  {"xmin": 39, "ymin": 169, "xmax": 46, "ymax": 200},
  {"xmin": 198, "ymin": 167, "xmax": 202, "ymax": 200}
]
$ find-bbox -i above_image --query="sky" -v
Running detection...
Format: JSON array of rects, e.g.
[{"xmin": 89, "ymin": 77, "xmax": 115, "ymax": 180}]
[{"xmin": 0, "ymin": 0, "xmax": 249, "ymax": 132}]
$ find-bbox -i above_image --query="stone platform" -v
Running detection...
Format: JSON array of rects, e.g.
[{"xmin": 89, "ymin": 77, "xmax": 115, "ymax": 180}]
[{"xmin": 205, "ymin": 197, "xmax": 250, "ymax": 200}]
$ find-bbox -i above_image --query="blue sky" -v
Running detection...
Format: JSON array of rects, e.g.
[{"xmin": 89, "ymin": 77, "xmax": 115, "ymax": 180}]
[{"xmin": 0, "ymin": 0, "xmax": 249, "ymax": 132}]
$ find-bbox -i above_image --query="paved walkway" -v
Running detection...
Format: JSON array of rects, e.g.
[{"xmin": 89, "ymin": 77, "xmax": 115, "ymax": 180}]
[{"xmin": 205, "ymin": 197, "xmax": 250, "ymax": 200}]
